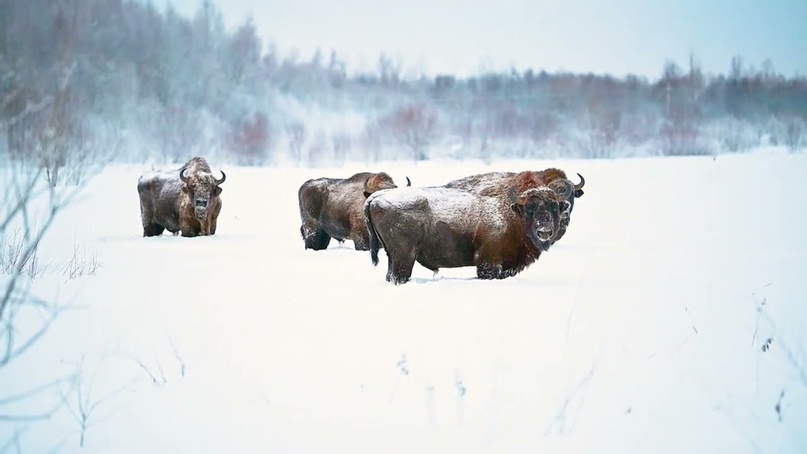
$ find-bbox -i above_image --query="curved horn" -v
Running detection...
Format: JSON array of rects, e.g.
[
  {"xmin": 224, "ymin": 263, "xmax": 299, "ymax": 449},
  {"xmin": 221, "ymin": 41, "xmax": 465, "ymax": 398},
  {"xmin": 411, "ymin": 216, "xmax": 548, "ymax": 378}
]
[
  {"xmin": 405, "ymin": 176, "xmax": 411, "ymax": 187},
  {"xmin": 549, "ymin": 179, "xmax": 574, "ymax": 201},
  {"xmin": 574, "ymin": 173, "xmax": 585, "ymax": 191},
  {"xmin": 179, "ymin": 167, "xmax": 189, "ymax": 183},
  {"xmin": 364, "ymin": 176, "xmax": 374, "ymax": 194},
  {"xmin": 215, "ymin": 170, "xmax": 226, "ymax": 185}
]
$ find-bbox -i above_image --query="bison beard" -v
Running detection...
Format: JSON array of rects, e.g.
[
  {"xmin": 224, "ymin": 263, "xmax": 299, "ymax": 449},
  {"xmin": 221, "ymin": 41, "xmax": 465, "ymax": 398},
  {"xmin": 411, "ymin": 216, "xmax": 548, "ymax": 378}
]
[
  {"xmin": 297, "ymin": 171, "xmax": 411, "ymax": 251},
  {"xmin": 364, "ymin": 185, "xmax": 567, "ymax": 285}
]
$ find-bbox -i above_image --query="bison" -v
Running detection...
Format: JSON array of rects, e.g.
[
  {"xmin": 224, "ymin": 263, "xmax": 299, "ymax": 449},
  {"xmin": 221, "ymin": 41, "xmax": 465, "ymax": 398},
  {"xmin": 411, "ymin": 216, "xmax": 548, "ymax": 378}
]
[
  {"xmin": 137, "ymin": 157, "xmax": 226, "ymax": 237},
  {"xmin": 364, "ymin": 172, "xmax": 576, "ymax": 284},
  {"xmin": 444, "ymin": 168, "xmax": 585, "ymax": 243},
  {"xmin": 298, "ymin": 171, "xmax": 411, "ymax": 251}
]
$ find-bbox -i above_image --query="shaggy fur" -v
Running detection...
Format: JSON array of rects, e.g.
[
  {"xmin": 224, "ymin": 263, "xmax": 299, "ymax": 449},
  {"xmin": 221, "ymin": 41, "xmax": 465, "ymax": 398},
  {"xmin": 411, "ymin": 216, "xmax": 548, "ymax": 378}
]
[
  {"xmin": 364, "ymin": 173, "xmax": 569, "ymax": 285},
  {"xmin": 444, "ymin": 168, "xmax": 585, "ymax": 243},
  {"xmin": 297, "ymin": 171, "xmax": 411, "ymax": 251},
  {"xmin": 137, "ymin": 157, "xmax": 226, "ymax": 237}
]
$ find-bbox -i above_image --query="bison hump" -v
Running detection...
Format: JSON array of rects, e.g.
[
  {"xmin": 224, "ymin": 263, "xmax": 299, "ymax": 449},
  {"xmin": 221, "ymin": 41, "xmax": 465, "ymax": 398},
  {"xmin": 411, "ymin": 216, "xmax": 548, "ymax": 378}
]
[{"xmin": 515, "ymin": 171, "xmax": 544, "ymax": 192}]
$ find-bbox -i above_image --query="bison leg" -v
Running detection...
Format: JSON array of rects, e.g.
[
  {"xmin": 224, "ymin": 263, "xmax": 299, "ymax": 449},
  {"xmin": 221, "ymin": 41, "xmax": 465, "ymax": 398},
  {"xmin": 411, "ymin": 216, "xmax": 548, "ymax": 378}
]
[
  {"xmin": 352, "ymin": 231, "xmax": 371, "ymax": 251},
  {"xmin": 302, "ymin": 226, "xmax": 332, "ymax": 250},
  {"xmin": 477, "ymin": 264, "xmax": 506, "ymax": 280},
  {"xmin": 389, "ymin": 249, "xmax": 417, "ymax": 285},
  {"xmin": 142, "ymin": 222, "xmax": 165, "ymax": 237},
  {"xmin": 476, "ymin": 263, "xmax": 523, "ymax": 280},
  {"xmin": 386, "ymin": 253, "xmax": 394, "ymax": 282},
  {"xmin": 180, "ymin": 223, "xmax": 200, "ymax": 238}
]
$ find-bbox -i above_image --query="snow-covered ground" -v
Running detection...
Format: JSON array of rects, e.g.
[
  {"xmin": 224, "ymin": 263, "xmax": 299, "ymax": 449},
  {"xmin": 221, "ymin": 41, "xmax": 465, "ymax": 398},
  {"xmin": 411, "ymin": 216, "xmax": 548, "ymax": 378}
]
[{"xmin": 2, "ymin": 148, "xmax": 807, "ymax": 453}]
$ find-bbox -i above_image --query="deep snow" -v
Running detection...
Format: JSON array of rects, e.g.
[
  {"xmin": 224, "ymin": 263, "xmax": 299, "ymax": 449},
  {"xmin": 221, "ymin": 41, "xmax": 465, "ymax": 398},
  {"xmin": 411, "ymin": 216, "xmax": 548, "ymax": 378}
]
[{"xmin": 2, "ymin": 149, "xmax": 807, "ymax": 453}]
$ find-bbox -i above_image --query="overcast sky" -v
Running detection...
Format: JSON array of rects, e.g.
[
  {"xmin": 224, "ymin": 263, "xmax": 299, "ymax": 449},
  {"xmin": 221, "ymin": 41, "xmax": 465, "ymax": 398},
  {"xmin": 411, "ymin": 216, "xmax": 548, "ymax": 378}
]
[{"xmin": 157, "ymin": 0, "xmax": 807, "ymax": 80}]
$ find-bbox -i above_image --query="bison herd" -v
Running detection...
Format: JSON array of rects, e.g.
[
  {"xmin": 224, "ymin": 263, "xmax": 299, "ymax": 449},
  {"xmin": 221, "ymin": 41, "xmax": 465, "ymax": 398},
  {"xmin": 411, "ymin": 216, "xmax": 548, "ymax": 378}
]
[{"xmin": 137, "ymin": 156, "xmax": 585, "ymax": 285}]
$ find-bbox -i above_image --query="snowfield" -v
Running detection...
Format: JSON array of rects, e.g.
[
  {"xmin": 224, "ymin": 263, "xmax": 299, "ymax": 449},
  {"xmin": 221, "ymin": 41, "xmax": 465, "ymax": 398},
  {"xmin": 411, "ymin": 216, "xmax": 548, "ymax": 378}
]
[{"xmin": 2, "ymin": 149, "xmax": 807, "ymax": 453}]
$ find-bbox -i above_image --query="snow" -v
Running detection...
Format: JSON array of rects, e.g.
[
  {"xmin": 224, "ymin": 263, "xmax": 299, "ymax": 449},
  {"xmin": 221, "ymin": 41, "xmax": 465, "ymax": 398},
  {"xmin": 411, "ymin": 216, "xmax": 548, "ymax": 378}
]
[
  {"xmin": 2, "ymin": 148, "xmax": 807, "ymax": 453},
  {"xmin": 368, "ymin": 185, "xmax": 508, "ymax": 235}
]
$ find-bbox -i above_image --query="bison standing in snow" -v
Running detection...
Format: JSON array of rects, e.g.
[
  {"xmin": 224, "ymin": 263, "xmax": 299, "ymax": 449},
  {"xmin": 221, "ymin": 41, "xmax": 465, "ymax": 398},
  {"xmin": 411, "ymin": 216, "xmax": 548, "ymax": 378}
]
[
  {"xmin": 137, "ymin": 157, "xmax": 226, "ymax": 237},
  {"xmin": 297, "ymin": 171, "xmax": 411, "ymax": 250},
  {"xmin": 444, "ymin": 168, "xmax": 585, "ymax": 243},
  {"xmin": 363, "ymin": 172, "xmax": 576, "ymax": 284}
]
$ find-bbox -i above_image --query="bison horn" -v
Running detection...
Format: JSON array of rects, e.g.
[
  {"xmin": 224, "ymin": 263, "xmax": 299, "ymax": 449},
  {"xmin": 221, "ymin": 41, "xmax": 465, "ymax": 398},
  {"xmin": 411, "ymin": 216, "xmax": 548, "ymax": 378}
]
[
  {"xmin": 364, "ymin": 176, "xmax": 374, "ymax": 194},
  {"xmin": 179, "ymin": 167, "xmax": 189, "ymax": 183},
  {"xmin": 574, "ymin": 173, "xmax": 585, "ymax": 191},
  {"xmin": 549, "ymin": 179, "xmax": 574, "ymax": 201},
  {"xmin": 215, "ymin": 170, "xmax": 226, "ymax": 185},
  {"xmin": 405, "ymin": 176, "xmax": 411, "ymax": 187}
]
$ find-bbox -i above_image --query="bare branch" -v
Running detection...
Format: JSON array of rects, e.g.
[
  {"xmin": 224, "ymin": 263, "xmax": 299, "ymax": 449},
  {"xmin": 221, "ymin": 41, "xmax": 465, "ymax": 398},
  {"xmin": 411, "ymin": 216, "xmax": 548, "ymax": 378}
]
[
  {"xmin": 0, "ymin": 375, "xmax": 76, "ymax": 406},
  {"xmin": 167, "ymin": 335, "xmax": 187, "ymax": 377}
]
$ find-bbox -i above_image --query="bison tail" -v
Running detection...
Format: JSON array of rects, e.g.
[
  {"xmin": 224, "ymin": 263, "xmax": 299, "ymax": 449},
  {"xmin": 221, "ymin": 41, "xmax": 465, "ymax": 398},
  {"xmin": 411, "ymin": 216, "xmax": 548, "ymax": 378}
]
[{"xmin": 364, "ymin": 197, "xmax": 381, "ymax": 267}]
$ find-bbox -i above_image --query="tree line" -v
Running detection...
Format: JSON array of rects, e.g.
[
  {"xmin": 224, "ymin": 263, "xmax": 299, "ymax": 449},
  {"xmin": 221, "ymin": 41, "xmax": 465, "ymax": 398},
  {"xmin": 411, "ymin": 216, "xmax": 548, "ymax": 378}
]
[{"xmin": 2, "ymin": 0, "xmax": 805, "ymax": 175}]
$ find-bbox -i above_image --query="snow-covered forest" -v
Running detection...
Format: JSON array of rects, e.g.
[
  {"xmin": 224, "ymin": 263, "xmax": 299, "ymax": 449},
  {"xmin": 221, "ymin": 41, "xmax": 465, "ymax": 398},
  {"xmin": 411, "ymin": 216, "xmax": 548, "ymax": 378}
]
[{"xmin": 2, "ymin": 0, "xmax": 806, "ymax": 175}]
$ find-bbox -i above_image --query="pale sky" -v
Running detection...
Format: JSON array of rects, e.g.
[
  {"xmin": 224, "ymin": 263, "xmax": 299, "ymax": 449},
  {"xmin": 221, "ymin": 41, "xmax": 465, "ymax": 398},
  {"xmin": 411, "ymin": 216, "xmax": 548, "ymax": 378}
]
[{"xmin": 157, "ymin": 0, "xmax": 807, "ymax": 79}]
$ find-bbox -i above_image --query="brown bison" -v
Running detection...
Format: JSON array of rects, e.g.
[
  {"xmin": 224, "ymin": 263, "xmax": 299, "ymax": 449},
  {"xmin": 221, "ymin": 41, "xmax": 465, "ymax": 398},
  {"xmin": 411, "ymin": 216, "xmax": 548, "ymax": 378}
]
[
  {"xmin": 298, "ymin": 171, "xmax": 411, "ymax": 250},
  {"xmin": 364, "ymin": 172, "xmax": 576, "ymax": 284},
  {"xmin": 137, "ymin": 157, "xmax": 226, "ymax": 237},
  {"xmin": 444, "ymin": 168, "xmax": 585, "ymax": 243}
]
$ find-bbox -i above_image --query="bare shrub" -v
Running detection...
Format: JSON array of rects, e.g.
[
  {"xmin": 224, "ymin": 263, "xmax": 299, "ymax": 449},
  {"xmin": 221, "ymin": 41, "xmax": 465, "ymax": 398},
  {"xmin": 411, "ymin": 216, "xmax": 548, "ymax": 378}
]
[
  {"xmin": 0, "ymin": 226, "xmax": 49, "ymax": 279},
  {"xmin": 784, "ymin": 117, "xmax": 805, "ymax": 154},
  {"xmin": 529, "ymin": 111, "xmax": 560, "ymax": 147},
  {"xmin": 286, "ymin": 121, "xmax": 306, "ymax": 166},
  {"xmin": 583, "ymin": 108, "xmax": 621, "ymax": 159},
  {"xmin": 0, "ymin": 156, "xmax": 100, "ymax": 429},
  {"xmin": 476, "ymin": 114, "xmax": 496, "ymax": 164},
  {"xmin": 59, "ymin": 238, "xmax": 102, "ymax": 281},
  {"xmin": 331, "ymin": 132, "xmax": 351, "ymax": 166},
  {"xmin": 227, "ymin": 111, "xmax": 272, "ymax": 166},
  {"xmin": 378, "ymin": 102, "xmax": 438, "ymax": 161},
  {"xmin": 60, "ymin": 355, "xmax": 137, "ymax": 449},
  {"xmin": 360, "ymin": 122, "xmax": 382, "ymax": 164},
  {"xmin": 621, "ymin": 112, "xmax": 659, "ymax": 147},
  {"xmin": 156, "ymin": 104, "xmax": 203, "ymax": 164},
  {"xmin": 306, "ymin": 130, "xmax": 328, "ymax": 167},
  {"xmin": 659, "ymin": 119, "xmax": 711, "ymax": 156},
  {"xmin": 2, "ymin": 63, "xmax": 118, "ymax": 187},
  {"xmin": 713, "ymin": 116, "xmax": 760, "ymax": 153}
]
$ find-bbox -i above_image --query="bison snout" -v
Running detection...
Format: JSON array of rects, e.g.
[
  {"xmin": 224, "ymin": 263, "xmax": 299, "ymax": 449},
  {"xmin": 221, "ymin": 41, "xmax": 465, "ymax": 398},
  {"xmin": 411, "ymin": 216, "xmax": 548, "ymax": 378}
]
[
  {"xmin": 195, "ymin": 198, "xmax": 208, "ymax": 208},
  {"xmin": 536, "ymin": 228, "xmax": 554, "ymax": 241},
  {"xmin": 534, "ymin": 226, "xmax": 554, "ymax": 251}
]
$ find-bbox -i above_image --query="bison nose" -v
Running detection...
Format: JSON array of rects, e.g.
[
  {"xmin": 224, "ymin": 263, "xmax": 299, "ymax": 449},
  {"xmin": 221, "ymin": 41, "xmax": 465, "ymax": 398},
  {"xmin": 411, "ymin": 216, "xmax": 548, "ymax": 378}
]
[{"xmin": 195, "ymin": 199, "xmax": 208, "ymax": 208}]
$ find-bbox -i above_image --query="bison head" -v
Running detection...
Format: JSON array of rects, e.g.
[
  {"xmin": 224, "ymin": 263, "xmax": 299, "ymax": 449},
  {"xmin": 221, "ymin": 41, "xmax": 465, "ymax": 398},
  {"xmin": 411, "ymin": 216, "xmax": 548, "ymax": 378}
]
[
  {"xmin": 508, "ymin": 186, "xmax": 565, "ymax": 252},
  {"xmin": 180, "ymin": 167, "xmax": 226, "ymax": 220},
  {"xmin": 547, "ymin": 178, "xmax": 577, "ymax": 230},
  {"xmin": 363, "ymin": 172, "xmax": 411, "ymax": 198}
]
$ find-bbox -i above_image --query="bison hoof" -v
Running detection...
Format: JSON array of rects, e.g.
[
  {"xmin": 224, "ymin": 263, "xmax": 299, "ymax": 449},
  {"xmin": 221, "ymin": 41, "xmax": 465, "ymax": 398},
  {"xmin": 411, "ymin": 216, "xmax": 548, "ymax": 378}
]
[{"xmin": 389, "ymin": 274, "xmax": 410, "ymax": 285}]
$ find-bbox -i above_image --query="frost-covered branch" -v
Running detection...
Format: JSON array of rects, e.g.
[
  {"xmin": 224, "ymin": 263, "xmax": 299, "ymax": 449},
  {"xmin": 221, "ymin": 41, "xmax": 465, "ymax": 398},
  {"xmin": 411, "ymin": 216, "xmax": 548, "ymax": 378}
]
[{"xmin": 0, "ymin": 153, "xmax": 102, "ymax": 432}]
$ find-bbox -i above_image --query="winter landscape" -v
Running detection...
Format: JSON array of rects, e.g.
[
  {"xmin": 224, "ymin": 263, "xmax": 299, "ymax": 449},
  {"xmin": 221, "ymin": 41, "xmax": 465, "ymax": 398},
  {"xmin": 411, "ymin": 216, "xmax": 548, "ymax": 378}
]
[{"xmin": 2, "ymin": 0, "xmax": 807, "ymax": 453}]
